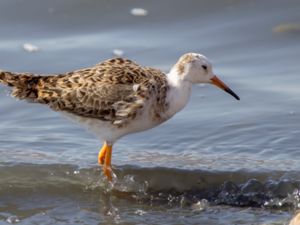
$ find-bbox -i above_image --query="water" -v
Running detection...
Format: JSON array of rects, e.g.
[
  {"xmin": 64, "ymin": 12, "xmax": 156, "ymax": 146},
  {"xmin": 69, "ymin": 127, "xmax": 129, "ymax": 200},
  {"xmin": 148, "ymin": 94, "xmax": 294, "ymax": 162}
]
[{"xmin": 0, "ymin": 0, "xmax": 300, "ymax": 224}]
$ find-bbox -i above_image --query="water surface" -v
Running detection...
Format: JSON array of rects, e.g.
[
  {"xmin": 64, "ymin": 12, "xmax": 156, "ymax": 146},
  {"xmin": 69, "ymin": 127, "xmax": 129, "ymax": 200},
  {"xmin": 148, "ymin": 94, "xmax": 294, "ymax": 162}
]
[{"xmin": 1, "ymin": 0, "xmax": 300, "ymax": 224}]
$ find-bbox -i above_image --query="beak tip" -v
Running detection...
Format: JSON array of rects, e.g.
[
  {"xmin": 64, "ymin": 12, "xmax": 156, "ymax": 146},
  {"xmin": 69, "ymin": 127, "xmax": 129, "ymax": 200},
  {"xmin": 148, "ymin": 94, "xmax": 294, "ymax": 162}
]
[
  {"xmin": 211, "ymin": 75, "xmax": 240, "ymax": 101},
  {"xmin": 224, "ymin": 87, "xmax": 240, "ymax": 101}
]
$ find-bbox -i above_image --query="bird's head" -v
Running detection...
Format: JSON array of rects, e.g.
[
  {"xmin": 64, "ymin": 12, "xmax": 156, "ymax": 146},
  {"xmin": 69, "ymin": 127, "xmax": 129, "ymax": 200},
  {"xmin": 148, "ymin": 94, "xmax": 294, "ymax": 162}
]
[{"xmin": 173, "ymin": 53, "xmax": 240, "ymax": 100}]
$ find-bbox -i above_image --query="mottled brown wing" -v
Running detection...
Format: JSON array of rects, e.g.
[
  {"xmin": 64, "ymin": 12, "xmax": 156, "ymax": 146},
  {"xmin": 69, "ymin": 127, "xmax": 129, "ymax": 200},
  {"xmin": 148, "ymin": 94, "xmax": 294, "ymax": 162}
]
[{"xmin": 36, "ymin": 58, "xmax": 168, "ymax": 126}]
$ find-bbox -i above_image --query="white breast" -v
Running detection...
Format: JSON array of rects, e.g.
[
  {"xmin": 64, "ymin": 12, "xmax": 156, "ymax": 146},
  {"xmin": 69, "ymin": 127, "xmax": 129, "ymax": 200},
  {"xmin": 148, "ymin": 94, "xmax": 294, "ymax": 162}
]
[{"xmin": 164, "ymin": 70, "xmax": 192, "ymax": 118}]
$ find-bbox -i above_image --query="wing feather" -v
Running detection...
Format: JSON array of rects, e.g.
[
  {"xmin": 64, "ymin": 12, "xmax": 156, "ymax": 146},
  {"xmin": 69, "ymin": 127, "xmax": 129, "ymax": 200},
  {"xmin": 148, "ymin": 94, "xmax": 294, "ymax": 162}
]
[{"xmin": 36, "ymin": 58, "xmax": 168, "ymax": 127}]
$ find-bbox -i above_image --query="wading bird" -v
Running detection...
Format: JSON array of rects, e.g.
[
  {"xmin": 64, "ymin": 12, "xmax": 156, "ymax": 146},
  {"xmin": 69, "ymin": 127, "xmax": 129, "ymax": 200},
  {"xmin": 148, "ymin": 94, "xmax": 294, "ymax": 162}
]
[{"xmin": 0, "ymin": 53, "xmax": 239, "ymax": 180}]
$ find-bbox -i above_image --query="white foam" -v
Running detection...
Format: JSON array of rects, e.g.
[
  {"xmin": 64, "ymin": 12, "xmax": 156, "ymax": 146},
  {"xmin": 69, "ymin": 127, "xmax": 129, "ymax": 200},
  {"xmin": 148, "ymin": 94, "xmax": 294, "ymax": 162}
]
[
  {"xmin": 130, "ymin": 8, "xmax": 148, "ymax": 16},
  {"xmin": 113, "ymin": 49, "xmax": 124, "ymax": 57},
  {"xmin": 22, "ymin": 43, "xmax": 39, "ymax": 53},
  {"xmin": 135, "ymin": 209, "xmax": 146, "ymax": 216},
  {"xmin": 6, "ymin": 216, "xmax": 20, "ymax": 224}
]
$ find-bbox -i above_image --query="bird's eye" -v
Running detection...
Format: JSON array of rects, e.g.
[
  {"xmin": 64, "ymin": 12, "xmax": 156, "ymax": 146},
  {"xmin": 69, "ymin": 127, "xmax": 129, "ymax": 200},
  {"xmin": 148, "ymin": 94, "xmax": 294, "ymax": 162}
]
[{"xmin": 202, "ymin": 65, "xmax": 207, "ymax": 70}]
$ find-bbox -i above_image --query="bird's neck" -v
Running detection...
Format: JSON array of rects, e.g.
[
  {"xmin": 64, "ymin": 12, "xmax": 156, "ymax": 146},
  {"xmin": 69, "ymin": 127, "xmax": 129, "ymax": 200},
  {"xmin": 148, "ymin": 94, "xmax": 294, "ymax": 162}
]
[{"xmin": 165, "ymin": 68, "xmax": 192, "ymax": 118}]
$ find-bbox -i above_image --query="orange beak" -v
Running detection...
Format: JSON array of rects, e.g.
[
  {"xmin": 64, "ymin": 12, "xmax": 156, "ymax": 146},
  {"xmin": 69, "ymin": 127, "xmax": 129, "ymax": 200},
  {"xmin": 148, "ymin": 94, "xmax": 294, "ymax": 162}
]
[{"xmin": 210, "ymin": 75, "xmax": 240, "ymax": 100}]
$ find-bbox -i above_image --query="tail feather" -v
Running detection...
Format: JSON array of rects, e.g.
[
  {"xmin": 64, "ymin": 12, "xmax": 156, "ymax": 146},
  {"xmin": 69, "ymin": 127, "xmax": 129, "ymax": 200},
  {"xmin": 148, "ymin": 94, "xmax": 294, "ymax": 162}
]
[{"xmin": 0, "ymin": 70, "xmax": 41, "ymax": 100}]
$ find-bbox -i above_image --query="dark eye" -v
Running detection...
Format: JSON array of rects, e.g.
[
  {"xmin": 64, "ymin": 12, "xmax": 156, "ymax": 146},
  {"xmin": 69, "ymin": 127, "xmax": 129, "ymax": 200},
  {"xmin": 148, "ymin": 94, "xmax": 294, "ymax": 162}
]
[{"xmin": 202, "ymin": 65, "xmax": 207, "ymax": 70}]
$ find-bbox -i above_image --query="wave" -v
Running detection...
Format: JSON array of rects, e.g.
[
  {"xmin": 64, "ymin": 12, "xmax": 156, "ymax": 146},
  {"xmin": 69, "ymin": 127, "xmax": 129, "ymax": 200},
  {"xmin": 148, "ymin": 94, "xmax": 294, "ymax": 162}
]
[{"xmin": 0, "ymin": 163, "xmax": 300, "ymax": 209}]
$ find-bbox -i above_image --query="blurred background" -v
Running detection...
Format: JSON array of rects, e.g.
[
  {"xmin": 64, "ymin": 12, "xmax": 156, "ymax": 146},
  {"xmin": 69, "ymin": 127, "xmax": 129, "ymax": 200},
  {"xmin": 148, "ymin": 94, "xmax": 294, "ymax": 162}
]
[{"xmin": 0, "ymin": 0, "xmax": 300, "ymax": 224}]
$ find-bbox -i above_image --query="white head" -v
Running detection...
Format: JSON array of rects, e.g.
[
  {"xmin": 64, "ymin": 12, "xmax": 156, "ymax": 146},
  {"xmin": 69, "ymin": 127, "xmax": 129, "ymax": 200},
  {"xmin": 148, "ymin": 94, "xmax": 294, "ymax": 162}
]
[{"xmin": 172, "ymin": 53, "xmax": 240, "ymax": 100}]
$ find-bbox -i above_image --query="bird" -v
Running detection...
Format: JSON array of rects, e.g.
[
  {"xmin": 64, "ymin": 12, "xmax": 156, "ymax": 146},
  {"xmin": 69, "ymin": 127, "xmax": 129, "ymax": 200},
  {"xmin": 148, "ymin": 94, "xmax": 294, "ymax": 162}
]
[{"xmin": 0, "ymin": 53, "xmax": 240, "ymax": 181}]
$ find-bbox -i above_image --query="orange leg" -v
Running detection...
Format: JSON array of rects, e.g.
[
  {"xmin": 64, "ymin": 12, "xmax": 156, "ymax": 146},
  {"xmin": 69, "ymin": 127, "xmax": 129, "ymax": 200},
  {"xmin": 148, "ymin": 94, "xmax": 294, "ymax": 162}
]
[
  {"xmin": 103, "ymin": 144, "xmax": 113, "ymax": 181},
  {"xmin": 98, "ymin": 142, "xmax": 108, "ymax": 165}
]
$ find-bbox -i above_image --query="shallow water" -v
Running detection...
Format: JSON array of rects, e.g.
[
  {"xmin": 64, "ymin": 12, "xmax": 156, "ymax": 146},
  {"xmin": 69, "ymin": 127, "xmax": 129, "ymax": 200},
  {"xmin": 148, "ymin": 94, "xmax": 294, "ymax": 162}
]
[{"xmin": 1, "ymin": 0, "xmax": 300, "ymax": 224}]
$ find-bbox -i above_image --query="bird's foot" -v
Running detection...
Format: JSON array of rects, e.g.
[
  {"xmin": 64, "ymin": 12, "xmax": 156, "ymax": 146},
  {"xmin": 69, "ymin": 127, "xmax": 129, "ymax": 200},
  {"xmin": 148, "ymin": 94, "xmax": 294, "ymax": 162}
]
[{"xmin": 103, "ymin": 165, "xmax": 113, "ymax": 181}]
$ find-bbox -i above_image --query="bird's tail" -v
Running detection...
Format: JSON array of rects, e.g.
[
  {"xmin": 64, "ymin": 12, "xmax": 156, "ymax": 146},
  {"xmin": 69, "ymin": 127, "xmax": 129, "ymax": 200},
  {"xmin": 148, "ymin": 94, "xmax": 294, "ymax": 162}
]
[{"xmin": 0, "ymin": 70, "xmax": 41, "ymax": 100}]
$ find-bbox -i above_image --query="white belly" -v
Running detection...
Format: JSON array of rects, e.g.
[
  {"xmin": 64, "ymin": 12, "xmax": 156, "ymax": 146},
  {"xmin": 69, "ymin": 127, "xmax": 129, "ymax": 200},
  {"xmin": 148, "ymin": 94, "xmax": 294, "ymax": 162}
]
[{"xmin": 60, "ymin": 110, "xmax": 164, "ymax": 143}]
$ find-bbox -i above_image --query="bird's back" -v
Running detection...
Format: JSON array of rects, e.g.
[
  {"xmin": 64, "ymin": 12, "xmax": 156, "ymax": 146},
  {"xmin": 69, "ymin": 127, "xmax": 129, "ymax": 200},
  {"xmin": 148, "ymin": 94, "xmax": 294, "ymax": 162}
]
[{"xmin": 0, "ymin": 58, "xmax": 170, "ymax": 128}]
